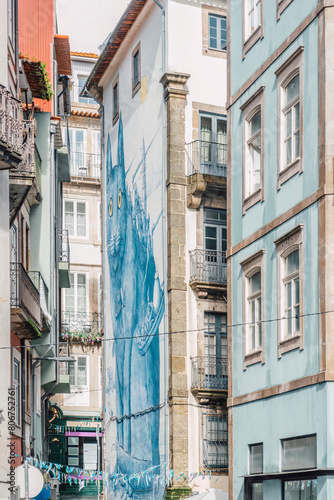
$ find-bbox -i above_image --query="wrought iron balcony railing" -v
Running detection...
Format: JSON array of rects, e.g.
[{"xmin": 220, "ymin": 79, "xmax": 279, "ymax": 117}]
[
  {"xmin": 61, "ymin": 311, "xmax": 102, "ymax": 340},
  {"xmin": 10, "ymin": 262, "xmax": 41, "ymax": 329},
  {"xmin": 16, "ymin": 120, "xmax": 35, "ymax": 175},
  {"xmin": 28, "ymin": 271, "xmax": 49, "ymax": 316},
  {"xmin": 0, "ymin": 85, "xmax": 23, "ymax": 157},
  {"xmin": 202, "ymin": 413, "xmax": 228, "ymax": 470},
  {"xmin": 186, "ymin": 139, "xmax": 227, "ymax": 177},
  {"xmin": 191, "ymin": 355, "xmax": 228, "ymax": 391},
  {"xmin": 70, "ymin": 152, "xmax": 101, "ymax": 178},
  {"xmin": 59, "ymin": 229, "xmax": 70, "ymax": 263},
  {"xmin": 189, "ymin": 249, "xmax": 227, "ymax": 285}
]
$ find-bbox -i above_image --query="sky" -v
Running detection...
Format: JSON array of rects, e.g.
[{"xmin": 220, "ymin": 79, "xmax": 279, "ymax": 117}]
[{"xmin": 56, "ymin": 0, "xmax": 130, "ymax": 54}]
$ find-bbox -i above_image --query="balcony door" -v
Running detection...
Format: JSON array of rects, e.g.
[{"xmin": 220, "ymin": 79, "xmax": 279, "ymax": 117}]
[
  {"xmin": 204, "ymin": 312, "xmax": 227, "ymax": 390},
  {"xmin": 203, "ymin": 208, "xmax": 227, "ymax": 283},
  {"xmin": 199, "ymin": 113, "xmax": 227, "ymax": 175},
  {"xmin": 69, "ymin": 128, "xmax": 86, "ymax": 176},
  {"xmin": 64, "ymin": 273, "xmax": 89, "ymax": 331}
]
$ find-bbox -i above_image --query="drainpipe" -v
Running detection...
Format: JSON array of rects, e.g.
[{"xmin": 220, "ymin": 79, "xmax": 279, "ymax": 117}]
[{"xmin": 153, "ymin": 0, "xmax": 169, "ymax": 478}]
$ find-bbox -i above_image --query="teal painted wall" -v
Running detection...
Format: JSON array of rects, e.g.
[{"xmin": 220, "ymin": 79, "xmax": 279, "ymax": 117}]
[
  {"xmin": 231, "ymin": 204, "xmax": 319, "ymax": 398},
  {"xmin": 232, "ymin": 384, "xmax": 334, "ymax": 500},
  {"xmin": 231, "ymin": 23, "xmax": 319, "ymax": 247},
  {"xmin": 230, "ymin": 0, "xmax": 318, "ymax": 96}
]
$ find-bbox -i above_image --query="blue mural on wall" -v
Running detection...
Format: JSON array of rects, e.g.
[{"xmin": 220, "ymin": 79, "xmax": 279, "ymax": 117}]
[{"xmin": 106, "ymin": 116, "xmax": 165, "ymax": 499}]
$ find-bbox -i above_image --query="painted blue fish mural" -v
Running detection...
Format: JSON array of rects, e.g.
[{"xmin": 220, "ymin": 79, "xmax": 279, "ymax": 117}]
[{"xmin": 106, "ymin": 116, "xmax": 165, "ymax": 499}]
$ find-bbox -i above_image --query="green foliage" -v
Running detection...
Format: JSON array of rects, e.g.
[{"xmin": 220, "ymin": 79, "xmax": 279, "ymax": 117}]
[{"xmin": 38, "ymin": 62, "xmax": 54, "ymax": 101}]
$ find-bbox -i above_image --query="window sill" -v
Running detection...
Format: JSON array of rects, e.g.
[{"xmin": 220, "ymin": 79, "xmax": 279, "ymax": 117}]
[
  {"xmin": 277, "ymin": 0, "xmax": 295, "ymax": 20},
  {"xmin": 132, "ymin": 82, "xmax": 141, "ymax": 99},
  {"xmin": 203, "ymin": 47, "xmax": 227, "ymax": 59},
  {"xmin": 243, "ymin": 187, "xmax": 263, "ymax": 214},
  {"xmin": 277, "ymin": 157, "xmax": 302, "ymax": 189},
  {"xmin": 243, "ymin": 25, "xmax": 263, "ymax": 59},
  {"xmin": 244, "ymin": 348, "xmax": 264, "ymax": 369},
  {"xmin": 278, "ymin": 332, "xmax": 302, "ymax": 357}
]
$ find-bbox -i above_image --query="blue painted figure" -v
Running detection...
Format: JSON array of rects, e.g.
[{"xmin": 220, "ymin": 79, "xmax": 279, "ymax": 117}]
[{"xmin": 106, "ymin": 116, "xmax": 164, "ymax": 497}]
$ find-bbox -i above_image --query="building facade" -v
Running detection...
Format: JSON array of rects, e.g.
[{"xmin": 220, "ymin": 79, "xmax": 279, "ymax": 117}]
[
  {"xmin": 49, "ymin": 52, "xmax": 103, "ymax": 492},
  {"xmin": 87, "ymin": 0, "xmax": 228, "ymax": 499},
  {"xmin": 228, "ymin": 0, "xmax": 334, "ymax": 499},
  {"xmin": 0, "ymin": 0, "xmax": 72, "ymax": 492}
]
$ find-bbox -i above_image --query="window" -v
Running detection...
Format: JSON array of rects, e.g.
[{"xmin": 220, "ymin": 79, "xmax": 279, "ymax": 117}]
[
  {"xmin": 203, "ymin": 208, "xmax": 227, "ymax": 284},
  {"xmin": 132, "ymin": 42, "xmax": 141, "ymax": 97},
  {"xmin": 64, "ymin": 200, "xmax": 87, "ymax": 237},
  {"xmin": 112, "ymin": 75, "xmax": 119, "ymax": 126},
  {"xmin": 69, "ymin": 128, "xmax": 87, "ymax": 176},
  {"xmin": 199, "ymin": 114, "xmax": 227, "ymax": 176},
  {"xmin": 208, "ymin": 15, "xmax": 227, "ymax": 51},
  {"xmin": 64, "ymin": 355, "xmax": 89, "ymax": 407},
  {"xmin": 275, "ymin": 225, "xmax": 303, "ymax": 357},
  {"xmin": 13, "ymin": 355, "xmax": 20, "ymax": 427},
  {"xmin": 77, "ymin": 76, "xmax": 95, "ymax": 104},
  {"xmin": 241, "ymin": 87, "xmax": 265, "ymax": 212},
  {"xmin": 240, "ymin": 249, "xmax": 265, "ymax": 368},
  {"xmin": 202, "ymin": 5, "xmax": 227, "ymax": 59},
  {"xmin": 243, "ymin": 0, "xmax": 263, "ymax": 57},
  {"xmin": 275, "ymin": 47, "xmax": 303, "ymax": 188},
  {"xmin": 277, "ymin": 0, "xmax": 295, "ymax": 20},
  {"xmin": 283, "ymin": 479, "xmax": 317, "ymax": 499},
  {"xmin": 64, "ymin": 273, "xmax": 89, "ymax": 319},
  {"xmin": 281, "ymin": 435, "xmax": 316, "ymax": 471},
  {"xmin": 204, "ymin": 313, "xmax": 227, "ymax": 390},
  {"xmin": 249, "ymin": 443, "xmax": 263, "ymax": 474},
  {"xmin": 98, "ymin": 355, "xmax": 102, "ymax": 407},
  {"xmin": 8, "ymin": 0, "xmax": 15, "ymax": 44},
  {"xmin": 247, "ymin": 271, "xmax": 262, "ymax": 352},
  {"xmin": 202, "ymin": 414, "xmax": 228, "ymax": 469}
]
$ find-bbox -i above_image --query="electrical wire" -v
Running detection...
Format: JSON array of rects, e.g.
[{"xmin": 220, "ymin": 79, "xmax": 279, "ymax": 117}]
[{"xmin": 2, "ymin": 308, "xmax": 334, "ymax": 350}]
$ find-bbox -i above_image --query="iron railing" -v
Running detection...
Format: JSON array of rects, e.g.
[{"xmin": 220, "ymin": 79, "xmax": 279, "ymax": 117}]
[
  {"xmin": 0, "ymin": 85, "xmax": 23, "ymax": 156},
  {"xmin": 16, "ymin": 120, "xmax": 35, "ymax": 174},
  {"xmin": 59, "ymin": 230, "xmax": 70, "ymax": 263},
  {"xmin": 28, "ymin": 271, "xmax": 49, "ymax": 313},
  {"xmin": 34, "ymin": 144, "xmax": 42, "ymax": 193},
  {"xmin": 61, "ymin": 311, "xmax": 102, "ymax": 338},
  {"xmin": 189, "ymin": 249, "xmax": 227, "ymax": 285},
  {"xmin": 202, "ymin": 413, "xmax": 228, "ymax": 469},
  {"xmin": 70, "ymin": 152, "xmax": 101, "ymax": 178},
  {"xmin": 10, "ymin": 262, "xmax": 41, "ymax": 328},
  {"xmin": 191, "ymin": 355, "xmax": 228, "ymax": 391},
  {"xmin": 186, "ymin": 139, "xmax": 227, "ymax": 177}
]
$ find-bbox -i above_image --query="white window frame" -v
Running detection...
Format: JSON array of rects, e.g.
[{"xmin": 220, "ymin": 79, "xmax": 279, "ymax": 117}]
[
  {"xmin": 98, "ymin": 355, "xmax": 102, "ymax": 407},
  {"xmin": 64, "ymin": 199, "xmax": 88, "ymax": 239},
  {"xmin": 249, "ymin": 443, "xmax": 263, "ymax": 475},
  {"xmin": 243, "ymin": 0, "xmax": 264, "ymax": 58},
  {"xmin": 64, "ymin": 272, "xmax": 90, "ymax": 318},
  {"xmin": 12, "ymin": 349, "xmax": 21, "ymax": 429},
  {"xmin": 74, "ymin": 73, "xmax": 95, "ymax": 104},
  {"xmin": 275, "ymin": 46, "xmax": 304, "ymax": 189},
  {"xmin": 241, "ymin": 249, "xmax": 265, "ymax": 368},
  {"xmin": 132, "ymin": 42, "xmax": 141, "ymax": 98},
  {"xmin": 208, "ymin": 14, "xmax": 227, "ymax": 52},
  {"xmin": 97, "ymin": 202, "xmax": 101, "ymax": 241},
  {"xmin": 275, "ymin": 225, "xmax": 304, "ymax": 358},
  {"xmin": 64, "ymin": 355, "xmax": 90, "ymax": 407},
  {"xmin": 68, "ymin": 128, "xmax": 87, "ymax": 177},
  {"xmin": 241, "ymin": 87, "xmax": 265, "ymax": 213}
]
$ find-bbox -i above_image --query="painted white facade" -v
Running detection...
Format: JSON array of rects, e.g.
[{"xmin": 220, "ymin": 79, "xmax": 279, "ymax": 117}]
[{"xmin": 92, "ymin": 0, "xmax": 228, "ymax": 497}]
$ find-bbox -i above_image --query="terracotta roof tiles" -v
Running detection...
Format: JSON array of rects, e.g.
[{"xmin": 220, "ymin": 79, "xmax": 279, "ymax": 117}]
[{"xmin": 71, "ymin": 51, "xmax": 99, "ymax": 59}]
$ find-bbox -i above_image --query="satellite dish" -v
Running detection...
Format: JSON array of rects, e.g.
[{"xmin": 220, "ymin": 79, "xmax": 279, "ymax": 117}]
[{"xmin": 15, "ymin": 464, "xmax": 44, "ymax": 499}]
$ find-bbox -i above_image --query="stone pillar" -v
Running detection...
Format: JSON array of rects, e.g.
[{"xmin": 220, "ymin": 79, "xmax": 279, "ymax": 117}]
[{"xmin": 160, "ymin": 72, "xmax": 192, "ymax": 500}]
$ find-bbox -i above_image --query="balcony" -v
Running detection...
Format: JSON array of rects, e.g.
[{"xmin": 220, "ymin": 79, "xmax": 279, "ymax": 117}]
[
  {"xmin": 186, "ymin": 139, "xmax": 227, "ymax": 209},
  {"xmin": 189, "ymin": 249, "xmax": 227, "ymax": 298},
  {"xmin": 59, "ymin": 229, "xmax": 71, "ymax": 288},
  {"xmin": 61, "ymin": 311, "xmax": 102, "ymax": 342},
  {"xmin": 0, "ymin": 85, "xmax": 23, "ymax": 170},
  {"xmin": 70, "ymin": 152, "xmax": 101, "ymax": 179},
  {"xmin": 191, "ymin": 356, "xmax": 228, "ymax": 401},
  {"xmin": 9, "ymin": 120, "xmax": 42, "ymax": 223},
  {"xmin": 28, "ymin": 271, "xmax": 51, "ymax": 332},
  {"xmin": 10, "ymin": 263, "xmax": 42, "ymax": 339}
]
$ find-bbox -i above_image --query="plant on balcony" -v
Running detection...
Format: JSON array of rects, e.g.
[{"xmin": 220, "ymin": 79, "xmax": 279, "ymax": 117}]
[
  {"xmin": 38, "ymin": 62, "xmax": 54, "ymax": 101},
  {"xmin": 61, "ymin": 330, "xmax": 102, "ymax": 345}
]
